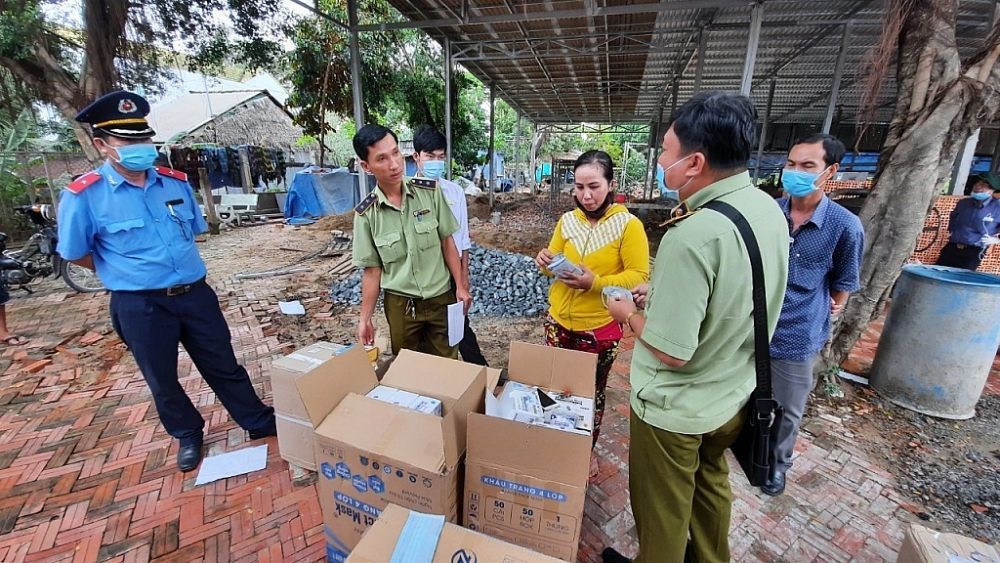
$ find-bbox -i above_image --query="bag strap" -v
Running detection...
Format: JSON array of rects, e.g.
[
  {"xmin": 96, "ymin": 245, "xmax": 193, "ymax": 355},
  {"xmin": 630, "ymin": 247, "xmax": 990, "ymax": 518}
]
[{"xmin": 702, "ymin": 200, "xmax": 773, "ymax": 398}]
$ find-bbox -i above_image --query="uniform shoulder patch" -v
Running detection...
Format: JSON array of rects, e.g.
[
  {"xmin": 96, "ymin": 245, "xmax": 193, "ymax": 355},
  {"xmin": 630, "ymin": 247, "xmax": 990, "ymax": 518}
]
[
  {"xmin": 355, "ymin": 191, "xmax": 377, "ymax": 214},
  {"xmin": 658, "ymin": 202, "xmax": 700, "ymax": 228},
  {"xmin": 410, "ymin": 177, "xmax": 437, "ymax": 189},
  {"xmin": 65, "ymin": 171, "xmax": 102, "ymax": 194},
  {"xmin": 155, "ymin": 166, "xmax": 188, "ymax": 182}
]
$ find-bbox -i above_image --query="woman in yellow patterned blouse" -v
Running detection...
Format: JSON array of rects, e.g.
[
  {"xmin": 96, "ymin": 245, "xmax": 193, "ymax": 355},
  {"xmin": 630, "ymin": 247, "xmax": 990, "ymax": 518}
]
[{"xmin": 534, "ymin": 150, "xmax": 650, "ymax": 480}]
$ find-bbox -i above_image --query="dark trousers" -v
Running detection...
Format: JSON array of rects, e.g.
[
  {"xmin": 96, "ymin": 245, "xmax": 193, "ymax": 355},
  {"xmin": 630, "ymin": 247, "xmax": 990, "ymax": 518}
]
[
  {"xmin": 630, "ymin": 410, "xmax": 746, "ymax": 563},
  {"xmin": 412, "ymin": 279, "xmax": 489, "ymax": 366},
  {"xmin": 937, "ymin": 242, "xmax": 984, "ymax": 271},
  {"xmin": 384, "ymin": 289, "xmax": 458, "ymax": 359},
  {"xmin": 110, "ymin": 281, "xmax": 274, "ymax": 447}
]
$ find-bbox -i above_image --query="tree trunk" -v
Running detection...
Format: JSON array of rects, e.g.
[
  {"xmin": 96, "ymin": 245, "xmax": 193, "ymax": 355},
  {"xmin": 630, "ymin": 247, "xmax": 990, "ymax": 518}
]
[
  {"xmin": 0, "ymin": 49, "xmax": 102, "ymax": 163},
  {"xmin": 823, "ymin": 0, "xmax": 1000, "ymax": 370},
  {"xmin": 528, "ymin": 125, "xmax": 548, "ymax": 192}
]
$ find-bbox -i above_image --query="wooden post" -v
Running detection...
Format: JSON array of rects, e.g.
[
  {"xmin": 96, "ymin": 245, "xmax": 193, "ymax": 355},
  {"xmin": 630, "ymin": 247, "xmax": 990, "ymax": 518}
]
[
  {"xmin": 239, "ymin": 148, "xmax": 253, "ymax": 194},
  {"xmin": 198, "ymin": 167, "xmax": 221, "ymax": 235},
  {"xmin": 40, "ymin": 153, "xmax": 59, "ymax": 214},
  {"xmin": 19, "ymin": 153, "xmax": 37, "ymax": 204}
]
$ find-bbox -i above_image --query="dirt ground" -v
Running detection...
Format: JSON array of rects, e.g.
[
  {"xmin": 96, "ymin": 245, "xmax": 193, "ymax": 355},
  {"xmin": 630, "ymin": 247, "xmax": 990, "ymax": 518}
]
[{"xmin": 811, "ymin": 383, "xmax": 1000, "ymax": 543}]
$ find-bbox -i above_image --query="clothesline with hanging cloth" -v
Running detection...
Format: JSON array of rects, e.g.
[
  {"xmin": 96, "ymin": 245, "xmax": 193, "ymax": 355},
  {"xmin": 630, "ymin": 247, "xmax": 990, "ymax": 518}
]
[{"xmin": 160, "ymin": 145, "xmax": 287, "ymax": 191}]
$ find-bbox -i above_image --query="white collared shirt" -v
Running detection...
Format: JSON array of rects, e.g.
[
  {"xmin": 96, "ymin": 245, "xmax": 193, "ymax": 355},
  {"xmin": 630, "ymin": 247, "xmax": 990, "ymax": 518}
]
[{"xmin": 439, "ymin": 178, "xmax": 471, "ymax": 257}]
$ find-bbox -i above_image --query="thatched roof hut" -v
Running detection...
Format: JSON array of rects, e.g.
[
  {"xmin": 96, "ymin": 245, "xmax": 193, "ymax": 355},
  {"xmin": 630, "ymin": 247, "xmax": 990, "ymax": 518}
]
[{"xmin": 149, "ymin": 90, "xmax": 312, "ymax": 155}]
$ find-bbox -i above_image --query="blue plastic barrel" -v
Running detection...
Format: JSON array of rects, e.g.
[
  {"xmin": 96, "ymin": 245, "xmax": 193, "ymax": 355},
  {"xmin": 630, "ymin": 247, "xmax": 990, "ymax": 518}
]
[{"xmin": 869, "ymin": 265, "xmax": 1000, "ymax": 419}]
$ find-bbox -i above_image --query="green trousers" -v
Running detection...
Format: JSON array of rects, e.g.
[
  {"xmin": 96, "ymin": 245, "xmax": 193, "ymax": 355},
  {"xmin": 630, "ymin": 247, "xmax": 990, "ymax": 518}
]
[
  {"xmin": 629, "ymin": 408, "xmax": 746, "ymax": 563},
  {"xmin": 383, "ymin": 290, "xmax": 458, "ymax": 359}
]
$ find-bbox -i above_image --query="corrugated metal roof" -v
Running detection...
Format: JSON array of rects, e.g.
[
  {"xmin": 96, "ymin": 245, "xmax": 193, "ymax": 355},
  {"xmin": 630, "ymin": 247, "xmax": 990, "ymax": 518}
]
[{"xmin": 381, "ymin": 0, "xmax": 997, "ymax": 124}]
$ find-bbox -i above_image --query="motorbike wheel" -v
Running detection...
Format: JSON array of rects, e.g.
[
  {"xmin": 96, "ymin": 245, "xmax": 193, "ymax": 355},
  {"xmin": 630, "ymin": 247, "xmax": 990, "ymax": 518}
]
[{"xmin": 59, "ymin": 260, "xmax": 106, "ymax": 293}]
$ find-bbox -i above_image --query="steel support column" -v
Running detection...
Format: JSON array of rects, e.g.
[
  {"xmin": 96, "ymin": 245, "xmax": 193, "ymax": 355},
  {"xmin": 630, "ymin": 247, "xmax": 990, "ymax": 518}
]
[
  {"xmin": 740, "ymin": 3, "xmax": 764, "ymax": 96},
  {"xmin": 445, "ymin": 37, "xmax": 453, "ymax": 180},
  {"xmin": 823, "ymin": 22, "xmax": 852, "ymax": 134},
  {"xmin": 514, "ymin": 112, "xmax": 522, "ymax": 188},
  {"xmin": 669, "ymin": 78, "xmax": 681, "ymax": 117},
  {"xmin": 753, "ymin": 79, "xmax": 776, "ymax": 184},
  {"xmin": 348, "ymin": 0, "xmax": 367, "ymax": 194},
  {"xmin": 647, "ymin": 106, "xmax": 664, "ymax": 199},
  {"xmin": 694, "ymin": 28, "xmax": 707, "ymax": 95},
  {"xmin": 489, "ymin": 83, "xmax": 496, "ymax": 208},
  {"xmin": 950, "ymin": 130, "xmax": 980, "ymax": 195}
]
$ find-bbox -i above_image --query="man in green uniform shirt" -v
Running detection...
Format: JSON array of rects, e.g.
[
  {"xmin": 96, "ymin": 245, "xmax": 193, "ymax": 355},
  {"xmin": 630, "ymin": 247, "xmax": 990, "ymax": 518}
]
[
  {"xmin": 605, "ymin": 92, "xmax": 789, "ymax": 563},
  {"xmin": 351, "ymin": 124, "xmax": 472, "ymax": 358}
]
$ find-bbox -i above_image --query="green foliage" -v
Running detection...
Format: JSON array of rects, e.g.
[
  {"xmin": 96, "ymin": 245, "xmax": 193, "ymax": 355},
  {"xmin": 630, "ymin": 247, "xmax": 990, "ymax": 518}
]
[
  {"xmin": 286, "ymin": 0, "xmax": 489, "ymax": 169},
  {"xmin": 0, "ymin": 2, "xmax": 44, "ymax": 60},
  {"xmin": 286, "ymin": 0, "xmax": 397, "ymax": 145}
]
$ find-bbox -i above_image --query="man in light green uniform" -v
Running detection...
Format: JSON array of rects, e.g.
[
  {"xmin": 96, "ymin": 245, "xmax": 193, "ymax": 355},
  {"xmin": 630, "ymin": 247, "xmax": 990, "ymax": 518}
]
[
  {"xmin": 607, "ymin": 92, "xmax": 789, "ymax": 563},
  {"xmin": 351, "ymin": 124, "xmax": 472, "ymax": 358}
]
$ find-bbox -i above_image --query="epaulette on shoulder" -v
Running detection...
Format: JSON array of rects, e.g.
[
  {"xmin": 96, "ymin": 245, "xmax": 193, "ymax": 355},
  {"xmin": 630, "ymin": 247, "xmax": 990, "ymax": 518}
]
[
  {"xmin": 658, "ymin": 202, "xmax": 700, "ymax": 228},
  {"xmin": 156, "ymin": 166, "xmax": 188, "ymax": 182},
  {"xmin": 410, "ymin": 177, "xmax": 437, "ymax": 189},
  {"xmin": 65, "ymin": 171, "xmax": 102, "ymax": 195},
  {"xmin": 355, "ymin": 191, "xmax": 377, "ymax": 214}
]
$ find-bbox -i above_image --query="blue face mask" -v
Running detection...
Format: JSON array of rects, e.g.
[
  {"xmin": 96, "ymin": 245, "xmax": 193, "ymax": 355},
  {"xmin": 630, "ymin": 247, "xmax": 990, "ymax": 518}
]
[
  {"xmin": 421, "ymin": 160, "xmax": 445, "ymax": 180},
  {"xmin": 971, "ymin": 191, "xmax": 992, "ymax": 201},
  {"xmin": 657, "ymin": 163, "xmax": 678, "ymax": 200},
  {"xmin": 781, "ymin": 167, "xmax": 829, "ymax": 197},
  {"xmin": 660, "ymin": 154, "xmax": 693, "ymax": 200},
  {"xmin": 110, "ymin": 143, "xmax": 159, "ymax": 171}
]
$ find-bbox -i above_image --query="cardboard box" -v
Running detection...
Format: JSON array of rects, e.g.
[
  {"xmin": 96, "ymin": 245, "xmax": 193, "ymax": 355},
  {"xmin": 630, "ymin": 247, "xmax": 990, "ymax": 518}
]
[
  {"xmin": 270, "ymin": 342, "xmax": 349, "ymax": 420},
  {"xmin": 296, "ymin": 346, "xmax": 487, "ymax": 562},
  {"xmin": 347, "ymin": 503, "xmax": 564, "ymax": 563},
  {"xmin": 465, "ymin": 342, "xmax": 598, "ymax": 562},
  {"xmin": 275, "ymin": 413, "xmax": 317, "ymax": 470},
  {"xmin": 896, "ymin": 524, "xmax": 1000, "ymax": 562}
]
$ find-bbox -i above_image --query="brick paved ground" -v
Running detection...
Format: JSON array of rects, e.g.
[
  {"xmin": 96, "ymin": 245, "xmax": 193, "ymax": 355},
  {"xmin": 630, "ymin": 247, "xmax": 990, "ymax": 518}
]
[{"xmin": 0, "ymin": 224, "xmax": 996, "ymax": 563}]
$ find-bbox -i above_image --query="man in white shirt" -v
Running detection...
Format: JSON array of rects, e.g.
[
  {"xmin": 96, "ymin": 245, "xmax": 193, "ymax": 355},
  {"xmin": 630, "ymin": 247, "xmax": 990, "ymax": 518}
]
[{"xmin": 412, "ymin": 125, "xmax": 488, "ymax": 365}]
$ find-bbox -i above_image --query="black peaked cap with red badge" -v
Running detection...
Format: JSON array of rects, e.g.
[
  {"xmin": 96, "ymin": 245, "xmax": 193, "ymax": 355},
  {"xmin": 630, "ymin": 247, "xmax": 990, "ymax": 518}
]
[{"xmin": 75, "ymin": 91, "xmax": 156, "ymax": 140}]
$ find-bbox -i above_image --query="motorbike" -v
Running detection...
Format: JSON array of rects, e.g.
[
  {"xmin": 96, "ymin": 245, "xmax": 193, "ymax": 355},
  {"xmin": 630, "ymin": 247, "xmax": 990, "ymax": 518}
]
[{"xmin": 0, "ymin": 204, "xmax": 105, "ymax": 294}]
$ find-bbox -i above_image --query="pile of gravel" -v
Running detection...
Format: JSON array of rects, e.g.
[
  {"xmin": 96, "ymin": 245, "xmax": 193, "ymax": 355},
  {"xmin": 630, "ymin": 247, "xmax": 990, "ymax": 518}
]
[{"xmin": 329, "ymin": 244, "xmax": 553, "ymax": 318}]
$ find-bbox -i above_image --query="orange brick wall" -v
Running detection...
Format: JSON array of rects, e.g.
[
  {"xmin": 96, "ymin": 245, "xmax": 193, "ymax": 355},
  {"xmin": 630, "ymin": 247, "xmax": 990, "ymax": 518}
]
[{"xmin": 821, "ymin": 181, "xmax": 1000, "ymax": 274}]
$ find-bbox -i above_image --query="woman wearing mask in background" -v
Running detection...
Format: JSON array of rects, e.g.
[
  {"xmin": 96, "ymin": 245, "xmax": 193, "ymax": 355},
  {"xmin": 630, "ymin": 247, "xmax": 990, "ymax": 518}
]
[{"xmin": 535, "ymin": 150, "xmax": 650, "ymax": 481}]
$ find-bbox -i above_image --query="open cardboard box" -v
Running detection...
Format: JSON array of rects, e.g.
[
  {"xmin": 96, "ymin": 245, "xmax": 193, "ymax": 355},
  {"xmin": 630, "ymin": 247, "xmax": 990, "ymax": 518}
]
[
  {"xmin": 897, "ymin": 523, "xmax": 1000, "ymax": 562},
  {"xmin": 269, "ymin": 334, "xmax": 389, "ymax": 471},
  {"xmin": 465, "ymin": 341, "xmax": 597, "ymax": 562},
  {"xmin": 347, "ymin": 503, "xmax": 564, "ymax": 563},
  {"xmin": 295, "ymin": 345, "xmax": 486, "ymax": 562}
]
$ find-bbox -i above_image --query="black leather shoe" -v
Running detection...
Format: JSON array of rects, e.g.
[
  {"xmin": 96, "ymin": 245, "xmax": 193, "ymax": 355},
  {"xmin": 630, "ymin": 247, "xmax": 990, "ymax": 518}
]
[
  {"xmin": 601, "ymin": 548, "xmax": 632, "ymax": 563},
  {"xmin": 761, "ymin": 470, "xmax": 787, "ymax": 496},
  {"xmin": 177, "ymin": 444, "xmax": 203, "ymax": 472}
]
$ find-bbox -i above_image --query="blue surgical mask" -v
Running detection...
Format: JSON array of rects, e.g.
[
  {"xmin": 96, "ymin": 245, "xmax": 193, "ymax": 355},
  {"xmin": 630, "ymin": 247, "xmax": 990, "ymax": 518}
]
[
  {"xmin": 110, "ymin": 143, "xmax": 159, "ymax": 171},
  {"xmin": 971, "ymin": 191, "xmax": 992, "ymax": 201},
  {"xmin": 657, "ymin": 163, "xmax": 678, "ymax": 200},
  {"xmin": 781, "ymin": 167, "xmax": 829, "ymax": 197},
  {"xmin": 661, "ymin": 154, "xmax": 693, "ymax": 200},
  {"xmin": 421, "ymin": 160, "xmax": 445, "ymax": 180}
]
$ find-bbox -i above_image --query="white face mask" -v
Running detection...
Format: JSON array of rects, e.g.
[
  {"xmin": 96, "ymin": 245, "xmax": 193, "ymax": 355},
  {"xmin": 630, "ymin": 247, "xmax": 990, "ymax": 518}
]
[{"xmin": 661, "ymin": 154, "xmax": 694, "ymax": 198}]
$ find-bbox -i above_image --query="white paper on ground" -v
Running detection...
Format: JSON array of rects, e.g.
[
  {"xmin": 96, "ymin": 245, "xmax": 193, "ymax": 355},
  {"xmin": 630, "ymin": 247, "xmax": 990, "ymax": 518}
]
[
  {"xmin": 447, "ymin": 302, "xmax": 465, "ymax": 346},
  {"xmin": 278, "ymin": 300, "xmax": 306, "ymax": 315},
  {"xmin": 194, "ymin": 444, "xmax": 268, "ymax": 486}
]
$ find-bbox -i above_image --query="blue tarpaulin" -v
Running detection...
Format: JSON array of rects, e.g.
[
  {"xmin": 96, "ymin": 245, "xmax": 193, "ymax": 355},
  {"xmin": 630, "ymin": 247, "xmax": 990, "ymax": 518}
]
[{"xmin": 283, "ymin": 167, "xmax": 371, "ymax": 225}]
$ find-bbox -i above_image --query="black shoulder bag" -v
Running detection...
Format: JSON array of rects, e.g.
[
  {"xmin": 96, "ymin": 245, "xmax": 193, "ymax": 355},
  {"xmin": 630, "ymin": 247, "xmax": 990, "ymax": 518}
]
[{"xmin": 702, "ymin": 199, "xmax": 784, "ymax": 487}]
